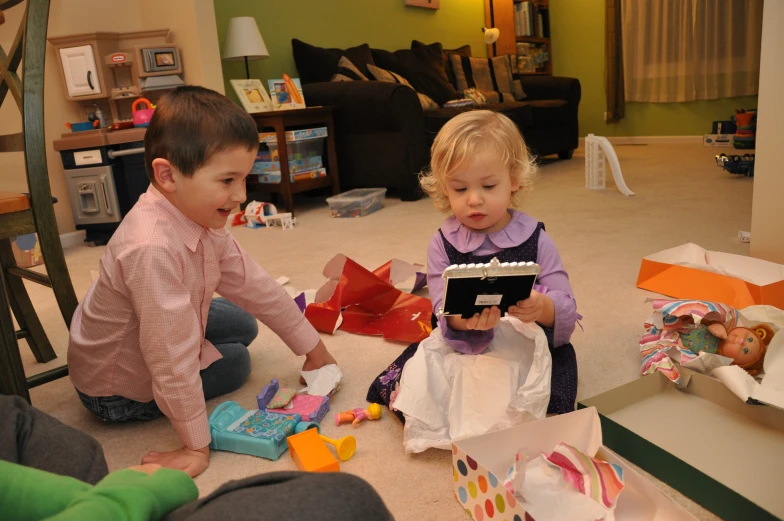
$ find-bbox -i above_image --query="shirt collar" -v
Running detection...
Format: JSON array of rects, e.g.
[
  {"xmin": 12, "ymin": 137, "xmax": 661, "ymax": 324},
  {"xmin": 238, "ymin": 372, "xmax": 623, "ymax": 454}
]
[
  {"xmin": 440, "ymin": 210, "xmax": 539, "ymax": 253},
  {"xmin": 144, "ymin": 185, "xmax": 205, "ymax": 252}
]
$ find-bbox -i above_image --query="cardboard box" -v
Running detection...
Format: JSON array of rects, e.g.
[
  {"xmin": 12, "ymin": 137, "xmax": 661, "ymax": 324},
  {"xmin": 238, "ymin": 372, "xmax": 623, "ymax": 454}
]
[
  {"xmin": 452, "ymin": 407, "xmax": 696, "ymax": 520},
  {"xmin": 637, "ymin": 243, "xmax": 784, "ymax": 309},
  {"xmin": 11, "ymin": 233, "xmax": 43, "ymax": 269},
  {"xmin": 703, "ymin": 133, "xmax": 733, "ymax": 147},
  {"xmin": 580, "ymin": 370, "xmax": 784, "ymax": 521}
]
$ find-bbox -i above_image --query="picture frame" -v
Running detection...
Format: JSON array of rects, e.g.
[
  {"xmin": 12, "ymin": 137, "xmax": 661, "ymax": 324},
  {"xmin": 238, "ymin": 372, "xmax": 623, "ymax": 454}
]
[
  {"xmin": 267, "ymin": 76, "xmax": 306, "ymax": 111},
  {"xmin": 404, "ymin": 0, "xmax": 440, "ymax": 9},
  {"xmin": 230, "ymin": 79, "xmax": 273, "ymax": 113}
]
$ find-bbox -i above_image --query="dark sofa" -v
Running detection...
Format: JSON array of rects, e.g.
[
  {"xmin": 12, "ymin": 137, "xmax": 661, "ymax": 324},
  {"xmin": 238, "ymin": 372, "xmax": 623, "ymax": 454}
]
[{"xmin": 295, "ymin": 40, "xmax": 581, "ymax": 201}]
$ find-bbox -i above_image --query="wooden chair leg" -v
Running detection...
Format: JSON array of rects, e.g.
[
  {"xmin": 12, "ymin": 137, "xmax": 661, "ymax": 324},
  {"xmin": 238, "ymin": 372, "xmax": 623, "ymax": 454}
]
[
  {"xmin": 35, "ymin": 229, "xmax": 79, "ymax": 329},
  {"xmin": 0, "ymin": 264, "xmax": 31, "ymax": 402},
  {"xmin": 0, "ymin": 239, "xmax": 56, "ymax": 362}
]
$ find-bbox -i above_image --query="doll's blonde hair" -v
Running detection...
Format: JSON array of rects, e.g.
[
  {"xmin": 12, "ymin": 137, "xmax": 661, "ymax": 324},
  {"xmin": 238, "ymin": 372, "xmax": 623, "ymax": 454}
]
[{"xmin": 420, "ymin": 110, "xmax": 538, "ymax": 213}]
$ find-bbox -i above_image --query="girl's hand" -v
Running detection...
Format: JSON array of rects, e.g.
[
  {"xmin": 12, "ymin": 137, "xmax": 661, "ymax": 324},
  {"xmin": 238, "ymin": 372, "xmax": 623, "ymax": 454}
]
[
  {"xmin": 508, "ymin": 290, "xmax": 554, "ymax": 327},
  {"xmin": 447, "ymin": 306, "xmax": 501, "ymax": 331}
]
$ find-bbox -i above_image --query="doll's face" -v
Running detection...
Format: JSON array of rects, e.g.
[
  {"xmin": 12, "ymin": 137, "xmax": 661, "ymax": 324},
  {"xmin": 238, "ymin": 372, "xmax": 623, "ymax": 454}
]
[{"xmin": 721, "ymin": 327, "xmax": 763, "ymax": 366}]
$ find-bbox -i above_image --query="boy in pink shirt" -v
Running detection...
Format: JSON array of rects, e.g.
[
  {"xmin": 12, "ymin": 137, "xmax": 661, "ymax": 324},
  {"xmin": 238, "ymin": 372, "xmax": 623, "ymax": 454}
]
[{"xmin": 68, "ymin": 86, "xmax": 336, "ymax": 477}]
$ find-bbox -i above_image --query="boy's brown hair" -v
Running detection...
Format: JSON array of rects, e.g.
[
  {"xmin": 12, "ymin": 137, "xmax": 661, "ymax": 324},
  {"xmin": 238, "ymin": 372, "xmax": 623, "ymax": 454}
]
[{"xmin": 143, "ymin": 85, "xmax": 259, "ymax": 181}]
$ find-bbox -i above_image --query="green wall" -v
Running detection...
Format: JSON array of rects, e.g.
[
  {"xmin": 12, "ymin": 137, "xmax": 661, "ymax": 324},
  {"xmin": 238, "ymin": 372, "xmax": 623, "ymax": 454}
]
[
  {"xmin": 213, "ymin": 0, "xmax": 487, "ymax": 103},
  {"xmin": 549, "ymin": 0, "xmax": 757, "ymax": 136},
  {"xmin": 213, "ymin": 0, "xmax": 756, "ymax": 137}
]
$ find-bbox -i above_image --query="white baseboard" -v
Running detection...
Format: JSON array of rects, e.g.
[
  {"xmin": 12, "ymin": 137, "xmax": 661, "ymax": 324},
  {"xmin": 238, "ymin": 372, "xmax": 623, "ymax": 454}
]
[
  {"xmin": 60, "ymin": 230, "xmax": 86, "ymax": 250},
  {"xmin": 579, "ymin": 135, "xmax": 702, "ymax": 146}
]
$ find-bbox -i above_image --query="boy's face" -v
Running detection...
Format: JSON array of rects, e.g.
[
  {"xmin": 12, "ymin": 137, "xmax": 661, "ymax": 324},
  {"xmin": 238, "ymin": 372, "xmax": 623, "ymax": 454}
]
[
  {"xmin": 164, "ymin": 147, "xmax": 256, "ymax": 229},
  {"xmin": 444, "ymin": 151, "xmax": 519, "ymax": 234}
]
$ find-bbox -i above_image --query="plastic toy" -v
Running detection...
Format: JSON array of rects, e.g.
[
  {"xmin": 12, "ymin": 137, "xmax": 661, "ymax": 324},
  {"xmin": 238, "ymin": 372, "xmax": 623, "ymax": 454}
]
[
  {"xmin": 319, "ymin": 433, "xmax": 357, "ymax": 461},
  {"xmin": 715, "ymin": 153, "xmax": 754, "ymax": 177},
  {"xmin": 335, "ymin": 403, "xmax": 382, "ymax": 426},
  {"xmin": 257, "ymin": 379, "xmax": 330, "ymax": 423},
  {"xmin": 208, "ymin": 401, "xmax": 319, "ymax": 461},
  {"xmin": 287, "ymin": 428, "xmax": 340, "ymax": 472}
]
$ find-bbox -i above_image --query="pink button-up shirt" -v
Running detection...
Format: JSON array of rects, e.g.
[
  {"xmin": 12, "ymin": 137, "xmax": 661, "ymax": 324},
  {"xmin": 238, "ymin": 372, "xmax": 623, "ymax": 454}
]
[{"xmin": 68, "ymin": 186, "xmax": 320, "ymax": 449}]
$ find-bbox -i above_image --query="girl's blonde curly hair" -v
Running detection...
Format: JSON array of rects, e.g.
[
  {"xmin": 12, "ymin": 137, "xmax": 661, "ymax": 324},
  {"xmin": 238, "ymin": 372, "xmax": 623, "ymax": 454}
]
[{"xmin": 419, "ymin": 110, "xmax": 538, "ymax": 213}]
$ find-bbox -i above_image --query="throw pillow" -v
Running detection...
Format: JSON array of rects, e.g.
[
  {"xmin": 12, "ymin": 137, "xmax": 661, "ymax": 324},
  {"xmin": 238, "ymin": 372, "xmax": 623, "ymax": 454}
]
[
  {"xmin": 449, "ymin": 54, "xmax": 521, "ymax": 104},
  {"xmin": 370, "ymin": 45, "xmax": 460, "ymax": 106},
  {"xmin": 367, "ymin": 64, "xmax": 439, "ymax": 111},
  {"xmin": 331, "ymin": 56, "xmax": 369, "ymax": 82},
  {"xmin": 411, "ymin": 40, "xmax": 472, "ymax": 88},
  {"xmin": 292, "ymin": 39, "xmax": 374, "ymax": 84},
  {"xmin": 463, "ymin": 88, "xmax": 487, "ymax": 105}
]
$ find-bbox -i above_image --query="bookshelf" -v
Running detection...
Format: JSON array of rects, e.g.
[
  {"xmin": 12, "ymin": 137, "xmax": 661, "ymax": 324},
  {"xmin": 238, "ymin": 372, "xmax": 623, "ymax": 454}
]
[{"xmin": 484, "ymin": 0, "xmax": 552, "ymax": 75}]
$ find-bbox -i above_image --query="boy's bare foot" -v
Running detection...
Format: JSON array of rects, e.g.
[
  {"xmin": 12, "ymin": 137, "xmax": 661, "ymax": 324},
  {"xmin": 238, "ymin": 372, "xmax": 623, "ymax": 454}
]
[
  {"xmin": 141, "ymin": 445, "xmax": 209, "ymax": 478},
  {"xmin": 300, "ymin": 340, "xmax": 337, "ymax": 384}
]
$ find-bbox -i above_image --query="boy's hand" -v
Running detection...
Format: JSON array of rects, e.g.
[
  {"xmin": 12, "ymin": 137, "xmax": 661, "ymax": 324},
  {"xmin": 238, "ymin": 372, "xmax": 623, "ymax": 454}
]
[
  {"xmin": 141, "ymin": 445, "xmax": 209, "ymax": 478},
  {"xmin": 447, "ymin": 306, "xmax": 501, "ymax": 331},
  {"xmin": 300, "ymin": 340, "xmax": 337, "ymax": 384},
  {"xmin": 508, "ymin": 290, "xmax": 555, "ymax": 327}
]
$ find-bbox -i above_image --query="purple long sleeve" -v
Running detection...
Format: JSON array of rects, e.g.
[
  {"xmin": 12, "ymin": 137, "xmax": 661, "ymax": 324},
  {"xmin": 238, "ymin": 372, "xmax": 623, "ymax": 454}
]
[{"xmin": 427, "ymin": 225, "xmax": 579, "ymax": 354}]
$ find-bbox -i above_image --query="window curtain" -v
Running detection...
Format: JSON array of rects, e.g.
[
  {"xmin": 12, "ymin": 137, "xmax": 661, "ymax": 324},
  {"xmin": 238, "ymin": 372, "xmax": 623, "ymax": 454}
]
[
  {"xmin": 622, "ymin": 0, "xmax": 763, "ymax": 103},
  {"xmin": 605, "ymin": 0, "xmax": 625, "ymax": 122}
]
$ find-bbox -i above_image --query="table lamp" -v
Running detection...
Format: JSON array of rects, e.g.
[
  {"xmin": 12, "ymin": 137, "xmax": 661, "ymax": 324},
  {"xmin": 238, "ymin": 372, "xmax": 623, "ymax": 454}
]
[
  {"xmin": 222, "ymin": 16, "xmax": 269, "ymax": 79},
  {"xmin": 482, "ymin": 27, "xmax": 501, "ymax": 45}
]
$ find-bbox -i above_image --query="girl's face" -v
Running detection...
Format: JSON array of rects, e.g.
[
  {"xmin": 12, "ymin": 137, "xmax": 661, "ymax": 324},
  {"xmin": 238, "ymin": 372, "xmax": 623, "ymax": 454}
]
[{"xmin": 444, "ymin": 151, "xmax": 519, "ymax": 233}]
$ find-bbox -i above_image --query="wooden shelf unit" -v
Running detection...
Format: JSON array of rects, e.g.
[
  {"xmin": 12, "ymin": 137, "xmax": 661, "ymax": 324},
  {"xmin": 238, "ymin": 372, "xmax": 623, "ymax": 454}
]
[{"xmin": 485, "ymin": 0, "xmax": 552, "ymax": 76}]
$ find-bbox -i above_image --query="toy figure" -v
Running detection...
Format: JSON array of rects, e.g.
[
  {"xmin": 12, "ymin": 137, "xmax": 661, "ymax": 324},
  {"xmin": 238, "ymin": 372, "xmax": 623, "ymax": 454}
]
[
  {"xmin": 706, "ymin": 322, "xmax": 774, "ymax": 376},
  {"xmin": 335, "ymin": 403, "xmax": 382, "ymax": 427}
]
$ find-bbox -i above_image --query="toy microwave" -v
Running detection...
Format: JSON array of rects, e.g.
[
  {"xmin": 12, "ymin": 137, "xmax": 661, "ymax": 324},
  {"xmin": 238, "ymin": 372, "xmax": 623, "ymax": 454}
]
[{"xmin": 141, "ymin": 46, "xmax": 180, "ymax": 73}]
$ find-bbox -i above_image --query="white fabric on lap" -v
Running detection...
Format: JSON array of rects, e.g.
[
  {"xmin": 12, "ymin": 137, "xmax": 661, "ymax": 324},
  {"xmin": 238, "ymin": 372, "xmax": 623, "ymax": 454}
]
[{"xmin": 394, "ymin": 317, "xmax": 552, "ymax": 453}]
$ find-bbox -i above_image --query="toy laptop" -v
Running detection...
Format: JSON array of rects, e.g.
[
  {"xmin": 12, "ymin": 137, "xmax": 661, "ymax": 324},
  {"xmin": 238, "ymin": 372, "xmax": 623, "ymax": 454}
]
[
  {"xmin": 209, "ymin": 401, "xmax": 319, "ymax": 460},
  {"xmin": 438, "ymin": 257, "xmax": 540, "ymax": 318}
]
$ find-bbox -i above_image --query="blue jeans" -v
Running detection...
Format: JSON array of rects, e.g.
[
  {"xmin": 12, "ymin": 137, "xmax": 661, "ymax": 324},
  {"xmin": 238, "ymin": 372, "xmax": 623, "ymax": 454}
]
[{"xmin": 77, "ymin": 298, "xmax": 258, "ymax": 422}]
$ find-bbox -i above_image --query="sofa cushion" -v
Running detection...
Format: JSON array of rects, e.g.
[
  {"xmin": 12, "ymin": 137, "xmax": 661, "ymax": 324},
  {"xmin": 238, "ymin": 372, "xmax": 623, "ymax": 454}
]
[
  {"xmin": 526, "ymin": 99, "xmax": 570, "ymax": 129},
  {"xmin": 367, "ymin": 64, "xmax": 438, "ymax": 111},
  {"xmin": 423, "ymin": 102, "xmax": 534, "ymax": 140},
  {"xmin": 411, "ymin": 40, "xmax": 472, "ymax": 88},
  {"xmin": 449, "ymin": 54, "xmax": 519, "ymax": 104},
  {"xmin": 370, "ymin": 45, "xmax": 460, "ymax": 106},
  {"xmin": 292, "ymin": 39, "xmax": 374, "ymax": 84},
  {"xmin": 331, "ymin": 56, "xmax": 369, "ymax": 82}
]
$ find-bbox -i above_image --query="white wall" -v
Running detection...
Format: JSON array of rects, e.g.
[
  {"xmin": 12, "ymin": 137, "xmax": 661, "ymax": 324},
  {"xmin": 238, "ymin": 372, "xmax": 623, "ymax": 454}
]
[
  {"xmin": 138, "ymin": 0, "xmax": 224, "ymax": 93},
  {"xmin": 750, "ymin": 0, "xmax": 784, "ymax": 263}
]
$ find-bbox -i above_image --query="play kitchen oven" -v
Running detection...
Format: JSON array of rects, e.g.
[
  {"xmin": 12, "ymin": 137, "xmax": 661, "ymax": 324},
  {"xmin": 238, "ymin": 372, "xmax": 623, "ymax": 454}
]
[{"xmin": 61, "ymin": 142, "xmax": 149, "ymax": 245}]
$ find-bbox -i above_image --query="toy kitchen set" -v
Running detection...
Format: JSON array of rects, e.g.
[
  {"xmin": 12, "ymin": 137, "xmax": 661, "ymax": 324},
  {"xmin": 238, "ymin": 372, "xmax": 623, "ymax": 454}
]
[{"xmin": 50, "ymin": 30, "xmax": 185, "ymax": 244}]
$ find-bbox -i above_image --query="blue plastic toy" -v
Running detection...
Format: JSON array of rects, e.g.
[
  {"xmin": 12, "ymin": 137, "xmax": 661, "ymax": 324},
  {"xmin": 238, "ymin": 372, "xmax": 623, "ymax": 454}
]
[{"xmin": 208, "ymin": 401, "xmax": 319, "ymax": 460}]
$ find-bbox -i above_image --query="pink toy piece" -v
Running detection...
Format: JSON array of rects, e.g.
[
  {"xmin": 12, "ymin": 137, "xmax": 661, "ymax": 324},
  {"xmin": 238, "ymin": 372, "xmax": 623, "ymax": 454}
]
[{"xmin": 268, "ymin": 394, "xmax": 330, "ymax": 423}]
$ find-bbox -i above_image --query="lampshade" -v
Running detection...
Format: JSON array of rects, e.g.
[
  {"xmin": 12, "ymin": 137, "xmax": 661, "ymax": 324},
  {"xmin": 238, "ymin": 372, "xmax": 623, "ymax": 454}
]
[
  {"xmin": 482, "ymin": 27, "xmax": 501, "ymax": 45},
  {"xmin": 222, "ymin": 17, "xmax": 269, "ymax": 61}
]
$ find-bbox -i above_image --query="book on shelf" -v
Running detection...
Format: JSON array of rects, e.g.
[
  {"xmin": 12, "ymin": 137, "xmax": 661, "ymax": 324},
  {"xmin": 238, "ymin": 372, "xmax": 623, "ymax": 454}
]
[{"xmin": 514, "ymin": 1, "xmax": 547, "ymax": 38}]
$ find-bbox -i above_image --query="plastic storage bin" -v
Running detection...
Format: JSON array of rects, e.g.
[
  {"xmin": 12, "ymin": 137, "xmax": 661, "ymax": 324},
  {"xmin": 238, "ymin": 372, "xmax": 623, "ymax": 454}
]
[
  {"xmin": 326, "ymin": 188, "xmax": 386, "ymax": 218},
  {"xmin": 256, "ymin": 127, "xmax": 327, "ymax": 173}
]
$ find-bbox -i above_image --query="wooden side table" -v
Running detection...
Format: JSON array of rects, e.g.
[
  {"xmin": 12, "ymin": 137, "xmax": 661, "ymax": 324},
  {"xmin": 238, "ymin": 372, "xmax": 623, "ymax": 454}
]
[{"xmin": 249, "ymin": 106, "xmax": 340, "ymax": 214}]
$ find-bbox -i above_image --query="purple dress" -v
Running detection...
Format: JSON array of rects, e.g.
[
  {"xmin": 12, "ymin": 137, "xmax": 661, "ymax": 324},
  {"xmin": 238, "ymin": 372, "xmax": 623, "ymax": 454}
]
[{"xmin": 367, "ymin": 211, "xmax": 580, "ymax": 418}]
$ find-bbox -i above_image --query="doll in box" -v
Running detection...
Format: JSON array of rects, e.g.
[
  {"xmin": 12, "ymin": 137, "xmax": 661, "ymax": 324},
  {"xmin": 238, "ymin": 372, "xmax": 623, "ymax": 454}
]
[
  {"xmin": 705, "ymin": 322, "xmax": 773, "ymax": 376},
  {"xmin": 640, "ymin": 299, "xmax": 774, "ymax": 381}
]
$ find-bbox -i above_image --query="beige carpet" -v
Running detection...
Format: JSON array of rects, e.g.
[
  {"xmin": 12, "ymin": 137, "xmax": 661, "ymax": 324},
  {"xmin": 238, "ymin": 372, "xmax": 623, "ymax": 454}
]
[{"xmin": 21, "ymin": 143, "xmax": 750, "ymax": 520}]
